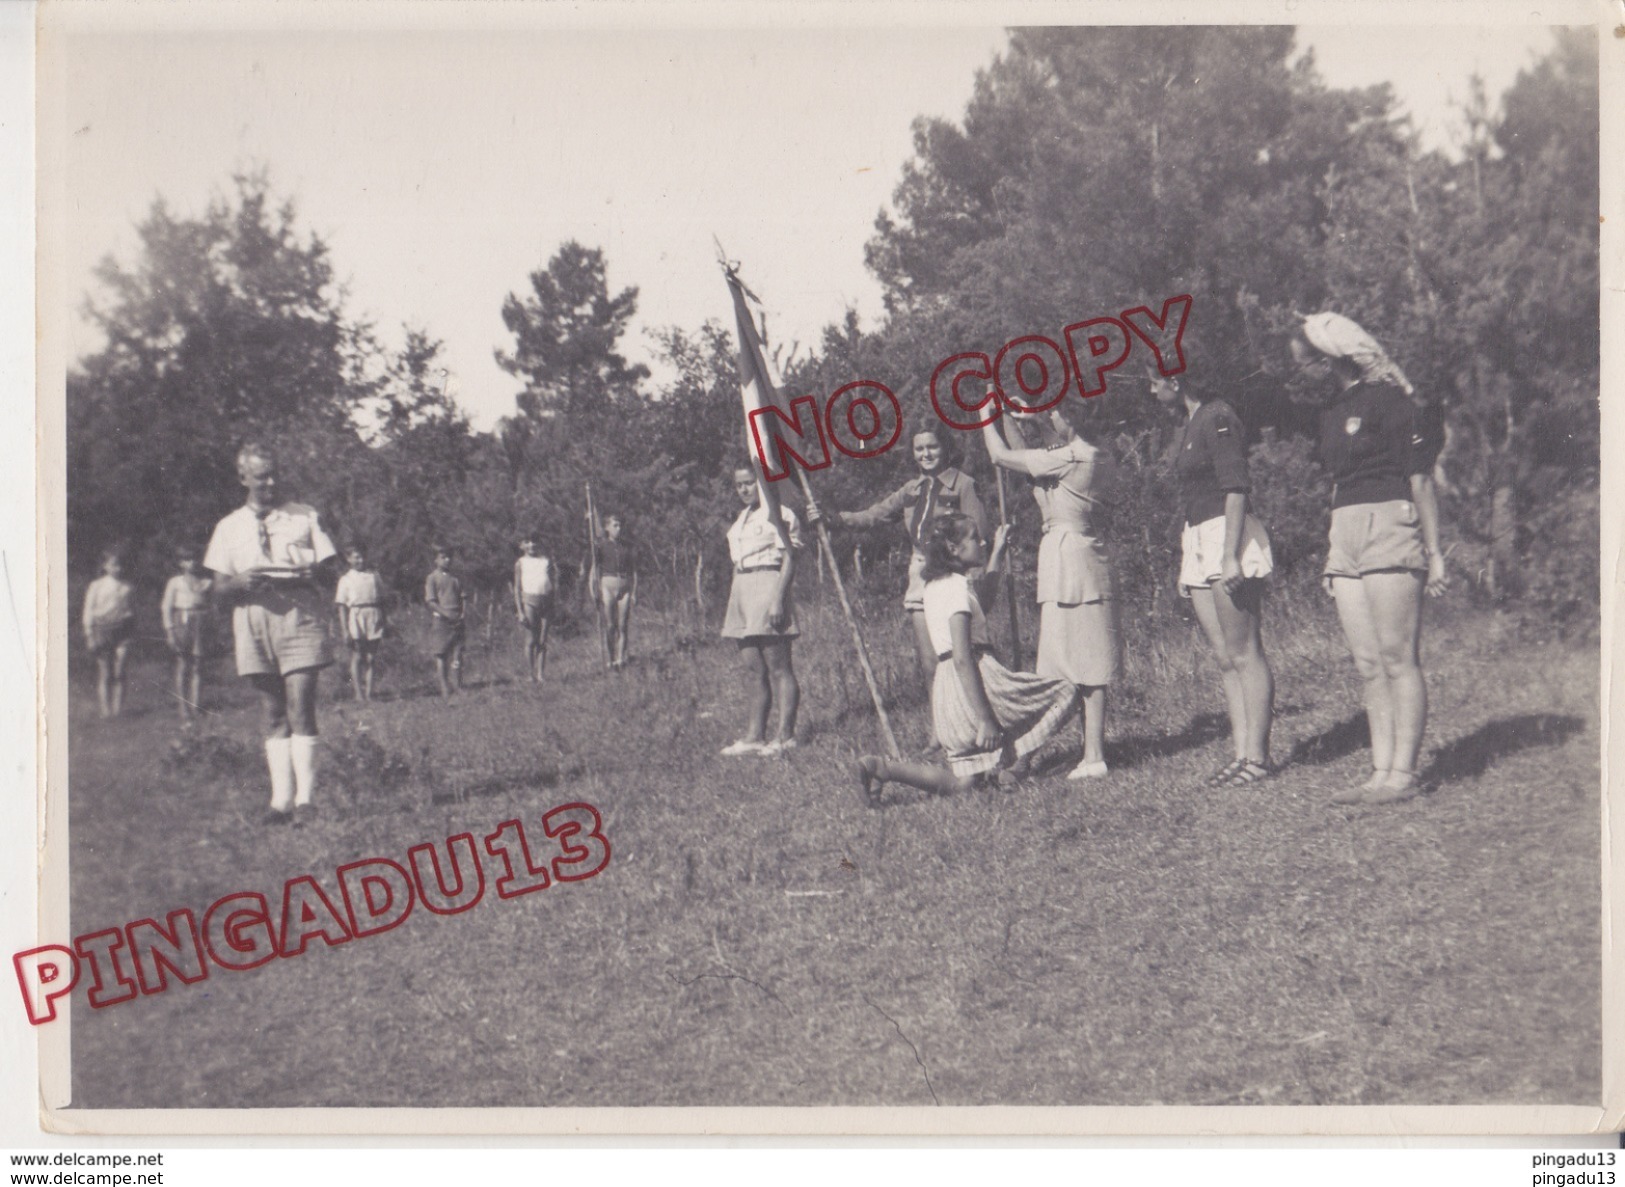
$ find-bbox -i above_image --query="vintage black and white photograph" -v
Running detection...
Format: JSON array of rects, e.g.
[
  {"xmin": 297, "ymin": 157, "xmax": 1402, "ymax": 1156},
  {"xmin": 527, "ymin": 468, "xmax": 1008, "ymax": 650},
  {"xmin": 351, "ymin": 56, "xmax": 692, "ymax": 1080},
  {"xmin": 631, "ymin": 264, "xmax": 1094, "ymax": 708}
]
[{"xmin": 29, "ymin": 0, "xmax": 1612, "ymax": 1132}]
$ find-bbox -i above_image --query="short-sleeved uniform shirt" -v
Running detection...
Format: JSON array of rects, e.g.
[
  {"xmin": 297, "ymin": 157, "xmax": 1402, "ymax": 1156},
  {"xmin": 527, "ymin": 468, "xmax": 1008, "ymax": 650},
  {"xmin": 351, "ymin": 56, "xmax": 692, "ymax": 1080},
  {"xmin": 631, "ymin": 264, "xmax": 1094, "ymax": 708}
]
[
  {"xmin": 204, "ymin": 502, "xmax": 336, "ymax": 616},
  {"xmin": 727, "ymin": 503, "xmax": 804, "ymax": 570},
  {"xmin": 922, "ymin": 572, "xmax": 992, "ymax": 659},
  {"xmin": 335, "ymin": 569, "xmax": 384, "ymax": 608},
  {"xmin": 1317, "ymin": 381, "xmax": 1437, "ymax": 508},
  {"xmin": 1172, "ymin": 399, "xmax": 1251, "ymax": 528},
  {"xmin": 842, "ymin": 467, "xmax": 990, "ymax": 552}
]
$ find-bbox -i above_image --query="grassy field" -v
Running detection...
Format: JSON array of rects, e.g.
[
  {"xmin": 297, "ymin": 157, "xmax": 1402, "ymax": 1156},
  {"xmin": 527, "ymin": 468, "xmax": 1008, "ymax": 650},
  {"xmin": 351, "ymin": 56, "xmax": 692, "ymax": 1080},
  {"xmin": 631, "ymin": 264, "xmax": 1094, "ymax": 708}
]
[{"xmin": 65, "ymin": 581, "xmax": 1599, "ymax": 1110}]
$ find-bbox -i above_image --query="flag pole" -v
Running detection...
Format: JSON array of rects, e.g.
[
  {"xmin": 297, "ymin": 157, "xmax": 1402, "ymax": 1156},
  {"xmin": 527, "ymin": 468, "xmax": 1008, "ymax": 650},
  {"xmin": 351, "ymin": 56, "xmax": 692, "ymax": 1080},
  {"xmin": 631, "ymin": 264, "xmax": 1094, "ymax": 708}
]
[
  {"xmin": 584, "ymin": 481, "xmax": 610, "ymax": 667},
  {"xmin": 994, "ymin": 466, "xmax": 1023, "ymax": 670}
]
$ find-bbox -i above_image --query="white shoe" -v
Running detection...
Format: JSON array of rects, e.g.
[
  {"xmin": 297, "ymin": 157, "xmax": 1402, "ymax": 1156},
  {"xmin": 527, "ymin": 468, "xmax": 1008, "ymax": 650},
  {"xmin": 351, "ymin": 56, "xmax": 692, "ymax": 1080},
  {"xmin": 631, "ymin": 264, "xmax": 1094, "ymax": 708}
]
[
  {"xmin": 761, "ymin": 738, "xmax": 798, "ymax": 757},
  {"xmin": 720, "ymin": 739, "xmax": 768, "ymax": 757},
  {"xmin": 1067, "ymin": 758, "xmax": 1109, "ymax": 780}
]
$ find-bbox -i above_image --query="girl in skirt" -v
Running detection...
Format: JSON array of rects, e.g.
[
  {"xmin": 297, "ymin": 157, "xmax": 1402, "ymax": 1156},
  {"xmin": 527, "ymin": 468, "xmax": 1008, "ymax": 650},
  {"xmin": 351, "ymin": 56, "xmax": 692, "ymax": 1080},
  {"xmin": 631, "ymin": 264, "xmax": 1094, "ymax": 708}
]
[
  {"xmin": 857, "ymin": 513, "xmax": 1079, "ymax": 802},
  {"xmin": 720, "ymin": 465, "xmax": 804, "ymax": 758}
]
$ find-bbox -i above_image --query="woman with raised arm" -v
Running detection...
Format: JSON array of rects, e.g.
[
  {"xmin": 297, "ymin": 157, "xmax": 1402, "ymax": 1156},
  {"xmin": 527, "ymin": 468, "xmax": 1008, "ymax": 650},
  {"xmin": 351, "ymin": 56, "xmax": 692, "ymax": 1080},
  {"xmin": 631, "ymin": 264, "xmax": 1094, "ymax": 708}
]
[
  {"xmin": 1290, "ymin": 313, "xmax": 1448, "ymax": 806},
  {"xmin": 981, "ymin": 402, "xmax": 1120, "ymax": 780},
  {"xmin": 1150, "ymin": 367, "xmax": 1277, "ymax": 786},
  {"xmin": 819, "ymin": 427, "xmax": 989, "ymax": 673}
]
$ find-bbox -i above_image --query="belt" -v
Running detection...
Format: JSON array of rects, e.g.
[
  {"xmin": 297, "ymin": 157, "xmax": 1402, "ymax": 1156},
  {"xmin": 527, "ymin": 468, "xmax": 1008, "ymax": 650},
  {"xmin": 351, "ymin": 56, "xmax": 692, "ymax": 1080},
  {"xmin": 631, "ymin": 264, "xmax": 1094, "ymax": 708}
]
[
  {"xmin": 737, "ymin": 564, "xmax": 781, "ymax": 574},
  {"xmin": 936, "ymin": 644, "xmax": 992, "ymax": 662},
  {"xmin": 347, "ymin": 603, "xmax": 381, "ymax": 609}
]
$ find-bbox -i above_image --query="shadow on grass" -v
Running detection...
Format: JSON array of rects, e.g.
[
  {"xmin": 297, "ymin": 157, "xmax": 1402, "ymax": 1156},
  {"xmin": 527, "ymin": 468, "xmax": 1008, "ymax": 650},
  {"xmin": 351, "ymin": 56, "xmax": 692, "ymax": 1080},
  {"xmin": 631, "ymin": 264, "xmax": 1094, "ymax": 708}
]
[
  {"xmin": 1421, "ymin": 713, "xmax": 1584, "ymax": 783},
  {"xmin": 1288, "ymin": 712, "xmax": 1369, "ymax": 767},
  {"xmin": 1110, "ymin": 711, "xmax": 1229, "ymax": 769},
  {"xmin": 428, "ymin": 763, "xmax": 585, "ymax": 805}
]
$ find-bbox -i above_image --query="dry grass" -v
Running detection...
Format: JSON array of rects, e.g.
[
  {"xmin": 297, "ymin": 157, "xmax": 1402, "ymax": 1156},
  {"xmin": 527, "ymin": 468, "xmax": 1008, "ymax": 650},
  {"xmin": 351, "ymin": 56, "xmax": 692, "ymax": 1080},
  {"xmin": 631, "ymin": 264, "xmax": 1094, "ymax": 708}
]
[{"xmin": 65, "ymin": 583, "xmax": 1599, "ymax": 1109}]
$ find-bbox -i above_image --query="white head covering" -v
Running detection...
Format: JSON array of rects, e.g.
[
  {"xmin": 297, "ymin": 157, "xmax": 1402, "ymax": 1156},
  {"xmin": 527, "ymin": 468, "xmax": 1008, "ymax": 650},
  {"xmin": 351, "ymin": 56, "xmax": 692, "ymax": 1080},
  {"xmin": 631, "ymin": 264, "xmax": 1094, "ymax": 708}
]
[{"xmin": 1300, "ymin": 312, "xmax": 1413, "ymax": 395}]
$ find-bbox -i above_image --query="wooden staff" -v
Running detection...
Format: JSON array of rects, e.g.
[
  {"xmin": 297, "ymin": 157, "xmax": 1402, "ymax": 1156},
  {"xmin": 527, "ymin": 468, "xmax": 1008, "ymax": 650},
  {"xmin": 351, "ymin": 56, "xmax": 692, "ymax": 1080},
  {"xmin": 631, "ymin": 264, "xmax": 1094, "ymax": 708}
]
[{"xmin": 994, "ymin": 465, "xmax": 1023, "ymax": 671}]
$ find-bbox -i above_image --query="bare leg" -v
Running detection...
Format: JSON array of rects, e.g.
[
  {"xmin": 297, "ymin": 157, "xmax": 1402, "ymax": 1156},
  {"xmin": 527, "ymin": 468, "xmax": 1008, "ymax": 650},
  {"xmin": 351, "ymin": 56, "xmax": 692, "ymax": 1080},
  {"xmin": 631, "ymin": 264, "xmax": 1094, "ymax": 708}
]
[
  {"xmin": 740, "ymin": 643, "xmax": 771, "ymax": 744},
  {"xmin": 450, "ymin": 640, "xmax": 465, "ymax": 691},
  {"xmin": 533, "ymin": 622, "xmax": 548, "ymax": 681},
  {"xmin": 109, "ymin": 642, "xmax": 130, "ymax": 716},
  {"xmin": 285, "ymin": 669, "xmax": 320, "ymax": 736},
  {"xmin": 95, "ymin": 654, "xmax": 113, "ymax": 718},
  {"xmin": 1331, "ymin": 576, "xmax": 1394, "ymax": 785},
  {"xmin": 187, "ymin": 655, "xmax": 202, "ymax": 716},
  {"xmin": 361, "ymin": 644, "xmax": 375, "ymax": 701},
  {"xmin": 1364, "ymin": 570, "xmax": 1427, "ymax": 788},
  {"xmin": 435, "ymin": 656, "xmax": 451, "ymax": 699},
  {"xmin": 858, "ymin": 754, "xmax": 974, "ymax": 798},
  {"xmin": 173, "ymin": 653, "xmax": 190, "ymax": 719},
  {"xmin": 612, "ymin": 596, "xmax": 633, "ymax": 666},
  {"xmin": 1216, "ymin": 580, "xmax": 1275, "ymax": 764},
  {"xmin": 1189, "ymin": 587, "xmax": 1247, "ymax": 761},
  {"xmin": 349, "ymin": 647, "xmax": 364, "ymax": 701},
  {"xmin": 250, "ymin": 673, "xmax": 290, "ymax": 738},
  {"xmin": 762, "ymin": 638, "xmax": 800, "ymax": 742},
  {"xmin": 1078, "ymin": 685, "xmax": 1107, "ymax": 764}
]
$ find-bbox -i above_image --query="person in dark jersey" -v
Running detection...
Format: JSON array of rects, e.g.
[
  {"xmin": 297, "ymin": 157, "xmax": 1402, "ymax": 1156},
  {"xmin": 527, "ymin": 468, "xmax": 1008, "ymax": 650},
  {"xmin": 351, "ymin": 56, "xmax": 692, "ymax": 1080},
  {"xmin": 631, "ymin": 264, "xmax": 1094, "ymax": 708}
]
[
  {"xmin": 589, "ymin": 512, "xmax": 638, "ymax": 670},
  {"xmin": 1291, "ymin": 313, "xmax": 1449, "ymax": 806},
  {"xmin": 1151, "ymin": 367, "xmax": 1277, "ymax": 786}
]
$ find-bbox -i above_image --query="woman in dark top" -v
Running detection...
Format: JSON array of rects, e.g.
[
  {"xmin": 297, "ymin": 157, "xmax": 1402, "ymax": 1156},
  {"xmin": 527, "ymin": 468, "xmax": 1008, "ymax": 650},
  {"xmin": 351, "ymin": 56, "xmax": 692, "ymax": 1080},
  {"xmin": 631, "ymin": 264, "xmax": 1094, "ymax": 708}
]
[
  {"xmin": 1291, "ymin": 313, "xmax": 1448, "ymax": 806},
  {"xmin": 1151, "ymin": 367, "xmax": 1277, "ymax": 785}
]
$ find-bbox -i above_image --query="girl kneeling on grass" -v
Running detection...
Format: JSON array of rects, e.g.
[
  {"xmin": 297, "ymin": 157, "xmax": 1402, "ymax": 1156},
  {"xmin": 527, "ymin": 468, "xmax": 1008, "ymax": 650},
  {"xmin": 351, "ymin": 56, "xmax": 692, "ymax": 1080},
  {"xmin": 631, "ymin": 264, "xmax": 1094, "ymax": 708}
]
[{"xmin": 858, "ymin": 513, "xmax": 1079, "ymax": 802}]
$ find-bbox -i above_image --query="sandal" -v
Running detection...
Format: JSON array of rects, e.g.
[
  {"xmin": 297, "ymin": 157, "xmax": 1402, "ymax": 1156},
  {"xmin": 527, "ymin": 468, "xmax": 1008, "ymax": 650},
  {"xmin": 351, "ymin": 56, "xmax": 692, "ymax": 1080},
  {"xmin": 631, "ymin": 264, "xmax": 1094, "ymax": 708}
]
[
  {"xmin": 1226, "ymin": 759, "xmax": 1274, "ymax": 785},
  {"xmin": 1207, "ymin": 758, "xmax": 1247, "ymax": 787}
]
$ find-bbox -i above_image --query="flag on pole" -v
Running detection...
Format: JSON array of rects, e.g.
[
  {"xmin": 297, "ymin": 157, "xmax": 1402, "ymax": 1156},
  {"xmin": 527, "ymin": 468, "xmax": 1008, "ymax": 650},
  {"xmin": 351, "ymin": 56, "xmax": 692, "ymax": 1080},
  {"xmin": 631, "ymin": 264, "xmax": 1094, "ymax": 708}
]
[{"xmin": 722, "ymin": 260, "xmax": 791, "ymax": 546}]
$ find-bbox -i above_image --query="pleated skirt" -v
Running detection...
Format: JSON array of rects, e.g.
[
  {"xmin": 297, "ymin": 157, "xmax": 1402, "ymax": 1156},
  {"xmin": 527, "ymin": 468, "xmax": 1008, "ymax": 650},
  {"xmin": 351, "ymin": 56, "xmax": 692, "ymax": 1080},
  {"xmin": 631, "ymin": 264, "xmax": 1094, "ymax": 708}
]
[{"xmin": 932, "ymin": 651, "xmax": 1079, "ymax": 776}]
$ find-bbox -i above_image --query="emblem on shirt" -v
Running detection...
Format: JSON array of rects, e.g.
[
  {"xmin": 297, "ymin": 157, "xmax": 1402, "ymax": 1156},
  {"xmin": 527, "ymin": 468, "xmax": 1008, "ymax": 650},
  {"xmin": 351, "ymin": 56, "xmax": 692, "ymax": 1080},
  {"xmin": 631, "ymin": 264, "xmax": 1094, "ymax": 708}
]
[{"xmin": 1344, "ymin": 417, "xmax": 1362, "ymax": 435}]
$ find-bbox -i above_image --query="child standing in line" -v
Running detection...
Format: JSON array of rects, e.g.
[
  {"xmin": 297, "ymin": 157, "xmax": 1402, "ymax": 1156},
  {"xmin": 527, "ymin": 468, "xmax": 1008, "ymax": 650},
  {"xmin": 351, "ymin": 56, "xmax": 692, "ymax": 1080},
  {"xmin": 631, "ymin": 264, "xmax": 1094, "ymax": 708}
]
[
  {"xmin": 425, "ymin": 545, "xmax": 466, "ymax": 698},
  {"xmin": 590, "ymin": 512, "xmax": 637, "ymax": 670},
  {"xmin": 161, "ymin": 545, "xmax": 213, "ymax": 721},
  {"xmin": 83, "ymin": 547, "xmax": 137, "ymax": 719},
  {"xmin": 512, "ymin": 534, "xmax": 556, "ymax": 683},
  {"xmin": 857, "ymin": 514, "xmax": 1079, "ymax": 803},
  {"xmin": 335, "ymin": 542, "xmax": 388, "ymax": 702}
]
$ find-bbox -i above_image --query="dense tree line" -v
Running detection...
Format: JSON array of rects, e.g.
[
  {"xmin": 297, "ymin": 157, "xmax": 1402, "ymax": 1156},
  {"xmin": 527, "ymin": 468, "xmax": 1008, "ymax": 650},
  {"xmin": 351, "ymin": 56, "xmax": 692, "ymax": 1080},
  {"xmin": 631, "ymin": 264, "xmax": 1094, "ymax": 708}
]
[{"xmin": 65, "ymin": 28, "xmax": 1598, "ymax": 633}]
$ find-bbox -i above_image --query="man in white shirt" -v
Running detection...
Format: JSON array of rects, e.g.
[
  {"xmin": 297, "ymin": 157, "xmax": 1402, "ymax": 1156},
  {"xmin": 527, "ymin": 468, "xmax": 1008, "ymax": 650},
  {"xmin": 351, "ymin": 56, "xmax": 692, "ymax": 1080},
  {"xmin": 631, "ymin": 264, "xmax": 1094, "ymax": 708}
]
[{"xmin": 203, "ymin": 442, "xmax": 337, "ymax": 827}]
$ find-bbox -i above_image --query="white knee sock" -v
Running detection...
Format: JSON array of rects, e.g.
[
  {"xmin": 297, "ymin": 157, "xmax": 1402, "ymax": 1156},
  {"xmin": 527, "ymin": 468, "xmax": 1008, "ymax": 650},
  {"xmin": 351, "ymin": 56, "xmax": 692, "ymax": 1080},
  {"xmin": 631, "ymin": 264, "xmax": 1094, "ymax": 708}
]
[
  {"xmin": 289, "ymin": 734, "xmax": 318, "ymax": 807},
  {"xmin": 265, "ymin": 737, "xmax": 295, "ymax": 812}
]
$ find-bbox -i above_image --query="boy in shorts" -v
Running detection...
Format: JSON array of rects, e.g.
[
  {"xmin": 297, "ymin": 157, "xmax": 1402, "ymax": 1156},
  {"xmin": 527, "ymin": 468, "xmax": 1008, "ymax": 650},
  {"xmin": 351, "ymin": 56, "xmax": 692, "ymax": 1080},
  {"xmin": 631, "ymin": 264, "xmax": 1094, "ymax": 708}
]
[
  {"xmin": 160, "ymin": 544, "xmax": 213, "ymax": 721},
  {"xmin": 589, "ymin": 513, "xmax": 637, "ymax": 670},
  {"xmin": 425, "ymin": 545, "xmax": 466, "ymax": 698},
  {"xmin": 335, "ymin": 542, "xmax": 388, "ymax": 702},
  {"xmin": 512, "ymin": 533, "xmax": 556, "ymax": 682},
  {"xmin": 204, "ymin": 442, "xmax": 338, "ymax": 826},
  {"xmin": 82, "ymin": 547, "xmax": 136, "ymax": 719}
]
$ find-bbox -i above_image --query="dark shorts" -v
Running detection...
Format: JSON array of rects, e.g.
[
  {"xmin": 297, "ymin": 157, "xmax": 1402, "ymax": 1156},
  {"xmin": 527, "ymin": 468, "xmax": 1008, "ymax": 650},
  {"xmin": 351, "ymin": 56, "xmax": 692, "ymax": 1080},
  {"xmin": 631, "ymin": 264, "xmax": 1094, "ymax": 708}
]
[
  {"xmin": 87, "ymin": 617, "xmax": 135, "ymax": 655},
  {"xmin": 429, "ymin": 615, "xmax": 466, "ymax": 658}
]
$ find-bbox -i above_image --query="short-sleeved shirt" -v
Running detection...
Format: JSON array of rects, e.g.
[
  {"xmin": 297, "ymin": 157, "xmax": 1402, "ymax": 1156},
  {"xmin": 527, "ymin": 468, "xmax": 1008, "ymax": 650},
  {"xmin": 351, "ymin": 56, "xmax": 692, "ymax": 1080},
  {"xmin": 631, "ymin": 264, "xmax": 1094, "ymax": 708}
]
[
  {"xmin": 727, "ymin": 503, "xmax": 804, "ymax": 570},
  {"xmin": 335, "ymin": 569, "xmax": 384, "ymax": 607},
  {"xmin": 204, "ymin": 501, "xmax": 336, "ymax": 616},
  {"xmin": 515, "ymin": 555, "xmax": 555, "ymax": 598},
  {"xmin": 204, "ymin": 502, "xmax": 338, "ymax": 578},
  {"xmin": 1172, "ymin": 400, "xmax": 1251, "ymax": 527},
  {"xmin": 424, "ymin": 570, "xmax": 464, "ymax": 620},
  {"xmin": 922, "ymin": 572, "xmax": 991, "ymax": 658},
  {"xmin": 1317, "ymin": 381, "xmax": 1437, "ymax": 509},
  {"xmin": 842, "ymin": 467, "xmax": 989, "ymax": 552},
  {"xmin": 596, "ymin": 538, "xmax": 635, "ymax": 579}
]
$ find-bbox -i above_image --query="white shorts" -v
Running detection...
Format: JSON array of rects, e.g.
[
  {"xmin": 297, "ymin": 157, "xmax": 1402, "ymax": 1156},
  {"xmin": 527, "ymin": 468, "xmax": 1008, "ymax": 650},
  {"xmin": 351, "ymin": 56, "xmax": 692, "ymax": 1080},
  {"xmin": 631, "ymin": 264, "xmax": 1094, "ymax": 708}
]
[{"xmin": 1179, "ymin": 514, "xmax": 1274, "ymax": 596}]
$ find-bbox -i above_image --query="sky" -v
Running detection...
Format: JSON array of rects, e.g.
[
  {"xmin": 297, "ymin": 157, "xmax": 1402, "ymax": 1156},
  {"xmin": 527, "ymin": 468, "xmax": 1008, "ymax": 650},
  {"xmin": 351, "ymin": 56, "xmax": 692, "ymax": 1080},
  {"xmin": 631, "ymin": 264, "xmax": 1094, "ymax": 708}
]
[{"xmin": 52, "ymin": 9, "xmax": 1573, "ymax": 429}]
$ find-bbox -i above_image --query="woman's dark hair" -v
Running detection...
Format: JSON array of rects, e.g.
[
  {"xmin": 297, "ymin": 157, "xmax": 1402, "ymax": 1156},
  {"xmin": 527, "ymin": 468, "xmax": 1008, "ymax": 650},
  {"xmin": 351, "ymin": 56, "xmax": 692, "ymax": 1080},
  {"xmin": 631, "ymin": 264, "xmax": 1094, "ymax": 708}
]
[{"xmin": 919, "ymin": 513, "xmax": 975, "ymax": 583}]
